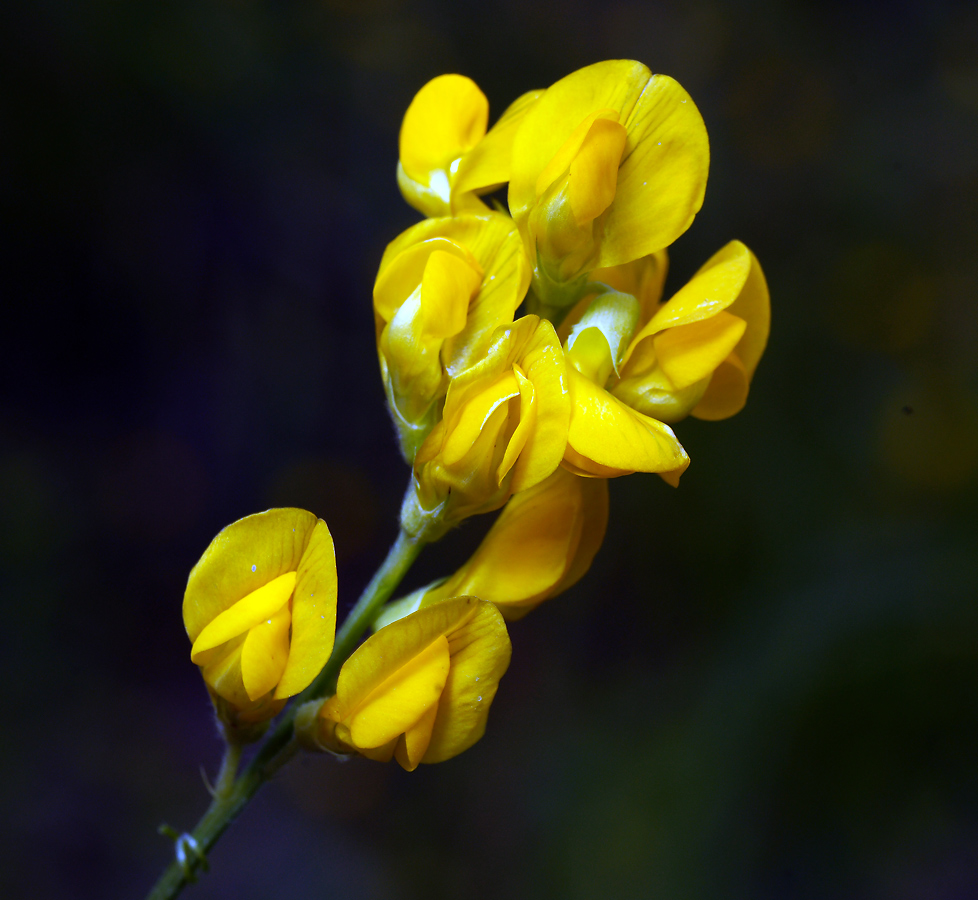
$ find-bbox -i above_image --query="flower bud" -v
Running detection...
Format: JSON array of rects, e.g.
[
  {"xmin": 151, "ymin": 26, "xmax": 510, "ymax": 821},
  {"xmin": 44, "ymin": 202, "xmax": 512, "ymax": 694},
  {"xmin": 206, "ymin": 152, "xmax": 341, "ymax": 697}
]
[
  {"xmin": 183, "ymin": 509, "xmax": 337, "ymax": 733},
  {"xmin": 307, "ymin": 597, "xmax": 511, "ymax": 771},
  {"xmin": 374, "ymin": 214, "xmax": 530, "ymax": 461},
  {"xmin": 400, "ymin": 315, "xmax": 570, "ymax": 540}
]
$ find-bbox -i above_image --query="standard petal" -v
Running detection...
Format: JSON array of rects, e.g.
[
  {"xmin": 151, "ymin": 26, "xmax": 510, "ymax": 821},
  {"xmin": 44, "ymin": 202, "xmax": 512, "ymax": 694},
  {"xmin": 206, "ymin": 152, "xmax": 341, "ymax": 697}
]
[
  {"xmin": 424, "ymin": 597, "xmax": 511, "ymax": 763},
  {"xmin": 399, "ymin": 75, "xmax": 488, "ymax": 185},
  {"xmin": 183, "ymin": 508, "xmax": 319, "ymax": 642},
  {"xmin": 597, "ymin": 74, "xmax": 709, "ymax": 267},
  {"xmin": 724, "ymin": 247, "xmax": 770, "ymax": 379},
  {"xmin": 565, "ymin": 367, "xmax": 689, "ymax": 476},
  {"xmin": 275, "ymin": 518, "xmax": 338, "ymax": 699}
]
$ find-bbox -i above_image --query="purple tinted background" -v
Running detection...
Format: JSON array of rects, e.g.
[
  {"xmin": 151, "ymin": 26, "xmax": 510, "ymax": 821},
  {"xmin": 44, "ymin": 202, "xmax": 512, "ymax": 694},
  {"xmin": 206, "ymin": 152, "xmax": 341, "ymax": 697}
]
[{"xmin": 3, "ymin": 1, "xmax": 978, "ymax": 898}]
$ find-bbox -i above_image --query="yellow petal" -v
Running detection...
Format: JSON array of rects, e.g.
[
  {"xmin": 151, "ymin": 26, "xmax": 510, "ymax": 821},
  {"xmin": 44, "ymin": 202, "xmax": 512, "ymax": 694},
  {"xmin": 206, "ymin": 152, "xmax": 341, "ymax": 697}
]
[
  {"xmin": 654, "ymin": 310, "xmax": 747, "ymax": 390},
  {"xmin": 724, "ymin": 247, "xmax": 770, "ymax": 380},
  {"xmin": 425, "ymin": 598, "xmax": 511, "ymax": 764},
  {"xmin": 394, "ymin": 702, "xmax": 439, "ymax": 772},
  {"xmin": 241, "ymin": 601, "xmax": 292, "ymax": 701},
  {"xmin": 565, "ymin": 367, "xmax": 689, "ymax": 476},
  {"xmin": 399, "ymin": 75, "xmax": 488, "ymax": 186},
  {"xmin": 183, "ymin": 508, "xmax": 321, "ymax": 642},
  {"xmin": 454, "ymin": 89, "xmax": 544, "ymax": 195},
  {"xmin": 566, "ymin": 290, "xmax": 641, "ymax": 384},
  {"xmin": 568, "ymin": 117, "xmax": 628, "ymax": 224},
  {"xmin": 535, "ymin": 108, "xmax": 620, "ymax": 198},
  {"xmin": 508, "ymin": 318, "xmax": 571, "ymax": 494},
  {"xmin": 420, "ymin": 250, "xmax": 481, "ymax": 339},
  {"xmin": 190, "ymin": 570, "xmax": 296, "ymax": 662},
  {"xmin": 691, "ymin": 352, "xmax": 750, "ymax": 421},
  {"xmin": 496, "ymin": 365, "xmax": 534, "ymax": 484},
  {"xmin": 275, "ymin": 518, "xmax": 338, "ymax": 698},
  {"xmin": 349, "ymin": 635, "xmax": 450, "ymax": 749},
  {"xmin": 597, "ymin": 74, "xmax": 709, "ymax": 267},
  {"xmin": 548, "ymin": 473, "xmax": 609, "ymax": 598},
  {"xmin": 199, "ymin": 634, "xmax": 249, "ymax": 707},
  {"xmin": 441, "ymin": 369, "xmax": 520, "ymax": 467}
]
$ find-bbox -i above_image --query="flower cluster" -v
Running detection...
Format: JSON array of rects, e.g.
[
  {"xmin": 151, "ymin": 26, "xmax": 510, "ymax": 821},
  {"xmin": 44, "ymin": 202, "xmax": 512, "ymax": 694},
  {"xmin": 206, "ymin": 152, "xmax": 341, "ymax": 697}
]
[{"xmin": 181, "ymin": 59, "xmax": 768, "ymax": 772}]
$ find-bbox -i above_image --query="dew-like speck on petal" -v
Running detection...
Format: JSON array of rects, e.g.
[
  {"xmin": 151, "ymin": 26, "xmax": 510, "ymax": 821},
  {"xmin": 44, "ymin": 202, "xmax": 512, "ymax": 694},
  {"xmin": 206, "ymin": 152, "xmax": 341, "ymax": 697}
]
[
  {"xmin": 477, "ymin": 696, "xmax": 482, "ymax": 701},
  {"xmin": 251, "ymin": 564, "xmax": 257, "ymax": 572}
]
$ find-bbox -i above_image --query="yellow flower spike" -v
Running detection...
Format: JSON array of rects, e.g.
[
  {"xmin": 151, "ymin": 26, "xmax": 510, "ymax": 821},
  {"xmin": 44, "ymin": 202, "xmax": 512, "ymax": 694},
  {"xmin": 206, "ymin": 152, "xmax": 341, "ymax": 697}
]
[
  {"xmin": 401, "ymin": 315, "xmax": 570, "ymax": 541},
  {"xmin": 509, "ymin": 60, "xmax": 709, "ymax": 314},
  {"xmin": 397, "ymin": 75, "xmax": 543, "ymax": 217},
  {"xmin": 314, "ymin": 597, "xmax": 511, "ymax": 771},
  {"xmin": 414, "ymin": 466, "xmax": 609, "ymax": 621},
  {"xmin": 374, "ymin": 214, "xmax": 531, "ymax": 462},
  {"xmin": 183, "ymin": 508, "xmax": 337, "ymax": 731},
  {"xmin": 611, "ymin": 240, "xmax": 770, "ymax": 423}
]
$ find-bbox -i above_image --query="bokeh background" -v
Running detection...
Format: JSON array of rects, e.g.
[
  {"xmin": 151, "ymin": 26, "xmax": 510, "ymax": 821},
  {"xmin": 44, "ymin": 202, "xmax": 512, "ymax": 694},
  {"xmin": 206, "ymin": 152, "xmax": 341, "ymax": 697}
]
[{"xmin": 3, "ymin": 0, "xmax": 978, "ymax": 897}]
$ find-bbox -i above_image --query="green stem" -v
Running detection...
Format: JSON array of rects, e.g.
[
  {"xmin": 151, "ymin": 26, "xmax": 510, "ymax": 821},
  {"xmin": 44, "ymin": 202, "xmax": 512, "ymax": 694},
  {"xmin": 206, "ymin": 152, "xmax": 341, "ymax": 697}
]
[{"xmin": 144, "ymin": 526, "xmax": 425, "ymax": 900}]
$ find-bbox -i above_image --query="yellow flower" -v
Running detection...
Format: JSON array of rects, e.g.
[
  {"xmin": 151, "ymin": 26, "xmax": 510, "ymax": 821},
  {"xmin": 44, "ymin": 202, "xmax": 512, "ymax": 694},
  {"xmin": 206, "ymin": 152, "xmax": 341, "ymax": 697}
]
[
  {"xmin": 401, "ymin": 314, "xmax": 570, "ymax": 540},
  {"xmin": 374, "ymin": 214, "xmax": 530, "ymax": 461},
  {"xmin": 183, "ymin": 509, "xmax": 337, "ymax": 728},
  {"xmin": 507, "ymin": 60, "xmax": 709, "ymax": 316},
  {"xmin": 397, "ymin": 73, "xmax": 543, "ymax": 218},
  {"xmin": 311, "ymin": 597, "xmax": 511, "ymax": 771},
  {"xmin": 610, "ymin": 241, "xmax": 770, "ymax": 423},
  {"xmin": 380, "ymin": 467, "xmax": 608, "ymax": 624}
]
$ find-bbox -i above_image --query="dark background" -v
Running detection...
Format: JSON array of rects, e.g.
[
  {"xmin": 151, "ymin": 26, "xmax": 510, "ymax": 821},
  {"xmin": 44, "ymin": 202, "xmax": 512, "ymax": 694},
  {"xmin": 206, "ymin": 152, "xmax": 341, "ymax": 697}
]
[{"xmin": 3, "ymin": 1, "xmax": 978, "ymax": 898}]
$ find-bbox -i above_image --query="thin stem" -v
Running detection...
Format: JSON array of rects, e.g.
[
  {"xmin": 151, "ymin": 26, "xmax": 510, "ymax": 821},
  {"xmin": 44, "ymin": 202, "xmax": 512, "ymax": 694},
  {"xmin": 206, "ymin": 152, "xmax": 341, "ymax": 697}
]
[{"xmin": 144, "ymin": 525, "xmax": 425, "ymax": 900}]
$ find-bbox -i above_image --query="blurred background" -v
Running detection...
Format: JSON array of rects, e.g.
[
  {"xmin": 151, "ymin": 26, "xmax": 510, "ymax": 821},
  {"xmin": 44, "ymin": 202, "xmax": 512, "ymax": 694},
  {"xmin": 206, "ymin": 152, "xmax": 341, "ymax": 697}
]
[{"xmin": 3, "ymin": 0, "xmax": 978, "ymax": 897}]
